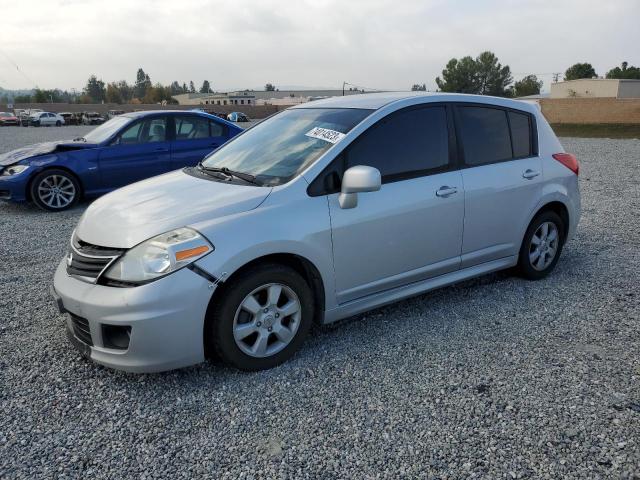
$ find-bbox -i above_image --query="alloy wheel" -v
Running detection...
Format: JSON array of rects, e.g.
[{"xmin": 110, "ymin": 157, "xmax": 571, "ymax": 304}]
[
  {"xmin": 529, "ymin": 221, "xmax": 559, "ymax": 271},
  {"xmin": 37, "ymin": 175, "xmax": 76, "ymax": 209},
  {"xmin": 233, "ymin": 283, "xmax": 302, "ymax": 358}
]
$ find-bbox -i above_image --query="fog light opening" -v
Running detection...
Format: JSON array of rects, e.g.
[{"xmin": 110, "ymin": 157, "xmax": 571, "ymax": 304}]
[{"xmin": 102, "ymin": 324, "xmax": 131, "ymax": 350}]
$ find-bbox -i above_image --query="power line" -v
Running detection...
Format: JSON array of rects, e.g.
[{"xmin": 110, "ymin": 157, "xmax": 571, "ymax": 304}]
[{"xmin": 0, "ymin": 48, "xmax": 38, "ymax": 88}]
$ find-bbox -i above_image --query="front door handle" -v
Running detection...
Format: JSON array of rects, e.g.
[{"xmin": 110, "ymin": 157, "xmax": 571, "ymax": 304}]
[
  {"xmin": 436, "ymin": 186, "xmax": 458, "ymax": 197},
  {"xmin": 522, "ymin": 169, "xmax": 540, "ymax": 180}
]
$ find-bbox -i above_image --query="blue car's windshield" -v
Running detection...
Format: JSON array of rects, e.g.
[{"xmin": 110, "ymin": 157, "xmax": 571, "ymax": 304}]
[
  {"xmin": 201, "ymin": 108, "xmax": 372, "ymax": 186},
  {"xmin": 81, "ymin": 116, "xmax": 131, "ymax": 143}
]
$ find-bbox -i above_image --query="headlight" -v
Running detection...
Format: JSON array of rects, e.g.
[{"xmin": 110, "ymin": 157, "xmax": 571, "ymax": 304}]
[
  {"xmin": 1, "ymin": 165, "xmax": 29, "ymax": 176},
  {"xmin": 103, "ymin": 227, "xmax": 213, "ymax": 284}
]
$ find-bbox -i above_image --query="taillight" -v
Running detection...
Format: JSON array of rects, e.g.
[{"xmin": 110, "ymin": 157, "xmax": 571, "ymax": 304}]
[{"xmin": 552, "ymin": 153, "xmax": 580, "ymax": 175}]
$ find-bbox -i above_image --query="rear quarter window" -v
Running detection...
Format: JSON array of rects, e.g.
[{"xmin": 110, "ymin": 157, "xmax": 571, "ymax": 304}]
[{"xmin": 509, "ymin": 111, "xmax": 532, "ymax": 158}]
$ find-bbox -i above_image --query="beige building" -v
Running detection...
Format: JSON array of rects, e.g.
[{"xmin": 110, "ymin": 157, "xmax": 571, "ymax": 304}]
[
  {"xmin": 173, "ymin": 89, "xmax": 364, "ymax": 107},
  {"xmin": 550, "ymin": 79, "xmax": 640, "ymax": 99},
  {"xmin": 173, "ymin": 91, "xmax": 256, "ymax": 107}
]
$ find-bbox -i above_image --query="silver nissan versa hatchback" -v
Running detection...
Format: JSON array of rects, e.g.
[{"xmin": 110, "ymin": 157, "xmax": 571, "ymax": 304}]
[{"xmin": 52, "ymin": 92, "xmax": 580, "ymax": 372}]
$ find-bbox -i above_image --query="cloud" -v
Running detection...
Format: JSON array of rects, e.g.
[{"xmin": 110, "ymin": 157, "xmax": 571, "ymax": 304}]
[{"xmin": 1, "ymin": 0, "xmax": 638, "ymax": 91}]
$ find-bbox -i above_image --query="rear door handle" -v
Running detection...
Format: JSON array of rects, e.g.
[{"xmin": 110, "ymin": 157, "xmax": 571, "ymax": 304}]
[
  {"xmin": 436, "ymin": 186, "xmax": 458, "ymax": 197},
  {"xmin": 522, "ymin": 169, "xmax": 540, "ymax": 179}
]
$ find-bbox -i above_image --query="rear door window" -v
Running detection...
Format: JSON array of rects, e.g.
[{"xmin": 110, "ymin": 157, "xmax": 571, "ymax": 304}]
[
  {"xmin": 346, "ymin": 106, "xmax": 450, "ymax": 183},
  {"xmin": 458, "ymin": 106, "xmax": 512, "ymax": 166}
]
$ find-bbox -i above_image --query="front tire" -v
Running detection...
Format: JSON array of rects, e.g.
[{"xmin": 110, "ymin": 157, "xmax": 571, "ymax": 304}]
[
  {"xmin": 207, "ymin": 263, "xmax": 314, "ymax": 371},
  {"xmin": 517, "ymin": 211, "xmax": 565, "ymax": 280},
  {"xmin": 30, "ymin": 169, "xmax": 80, "ymax": 212},
  {"xmin": 56, "ymin": 120, "xmax": 62, "ymax": 126}
]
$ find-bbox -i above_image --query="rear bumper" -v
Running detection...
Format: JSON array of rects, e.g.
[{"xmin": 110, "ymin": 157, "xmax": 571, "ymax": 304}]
[{"xmin": 52, "ymin": 259, "xmax": 216, "ymax": 373}]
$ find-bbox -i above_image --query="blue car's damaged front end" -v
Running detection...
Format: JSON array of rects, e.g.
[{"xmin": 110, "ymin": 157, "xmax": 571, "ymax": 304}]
[
  {"xmin": 0, "ymin": 110, "xmax": 243, "ymax": 211},
  {"xmin": 0, "ymin": 141, "xmax": 99, "ymax": 203}
]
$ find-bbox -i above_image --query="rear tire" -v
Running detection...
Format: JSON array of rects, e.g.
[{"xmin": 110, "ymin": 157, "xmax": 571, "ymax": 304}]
[
  {"xmin": 517, "ymin": 211, "xmax": 565, "ymax": 280},
  {"xmin": 30, "ymin": 169, "xmax": 80, "ymax": 212},
  {"xmin": 56, "ymin": 121, "xmax": 62, "ymax": 126},
  {"xmin": 207, "ymin": 263, "xmax": 314, "ymax": 371}
]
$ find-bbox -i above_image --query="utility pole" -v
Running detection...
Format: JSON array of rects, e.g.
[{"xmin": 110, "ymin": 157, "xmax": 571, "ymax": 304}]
[
  {"xmin": 342, "ymin": 81, "xmax": 346, "ymax": 96},
  {"xmin": 552, "ymin": 72, "xmax": 561, "ymax": 83}
]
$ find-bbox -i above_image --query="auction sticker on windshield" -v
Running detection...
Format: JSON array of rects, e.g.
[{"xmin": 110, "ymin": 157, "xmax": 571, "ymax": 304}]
[{"xmin": 305, "ymin": 127, "xmax": 346, "ymax": 144}]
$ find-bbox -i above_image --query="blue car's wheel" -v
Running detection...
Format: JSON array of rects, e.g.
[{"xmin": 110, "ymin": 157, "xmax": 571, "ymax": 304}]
[{"xmin": 30, "ymin": 169, "xmax": 80, "ymax": 212}]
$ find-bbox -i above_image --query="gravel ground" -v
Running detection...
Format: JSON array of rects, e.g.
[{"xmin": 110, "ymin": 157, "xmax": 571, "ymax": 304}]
[{"xmin": 0, "ymin": 129, "xmax": 639, "ymax": 478}]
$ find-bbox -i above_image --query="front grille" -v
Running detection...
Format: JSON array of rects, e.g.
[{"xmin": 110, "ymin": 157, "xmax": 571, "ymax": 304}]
[
  {"xmin": 66, "ymin": 235, "xmax": 124, "ymax": 282},
  {"xmin": 70, "ymin": 313, "xmax": 93, "ymax": 346}
]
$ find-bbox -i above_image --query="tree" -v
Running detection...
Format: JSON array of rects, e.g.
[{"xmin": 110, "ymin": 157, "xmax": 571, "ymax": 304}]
[
  {"xmin": 606, "ymin": 61, "xmax": 640, "ymax": 80},
  {"xmin": 106, "ymin": 82, "xmax": 123, "ymax": 103},
  {"xmin": 512, "ymin": 74, "xmax": 543, "ymax": 97},
  {"xmin": 134, "ymin": 68, "xmax": 152, "ymax": 99},
  {"xmin": 182, "ymin": 82, "xmax": 188, "ymax": 93},
  {"xmin": 265, "ymin": 83, "xmax": 276, "ymax": 91},
  {"xmin": 170, "ymin": 81, "xmax": 184, "ymax": 95},
  {"xmin": 411, "ymin": 84, "xmax": 427, "ymax": 91},
  {"xmin": 436, "ymin": 51, "xmax": 512, "ymax": 96},
  {"xmin": 189, "ymin": 81, "xmax": 196, "ymax": 93},
  {"xmin": 564, "ymin": 63, "xmax": 596, "ymax": 81},
  {"xmin": 84, "ymin": 75, "xmax": 106, "ymax": 103},
  {"xmin": 14, "ymin": 94, "xmax": 32, "ymax": 103},
  {"xmin": 199, "ymin": 80, "xmax": 212, "ymax": 93}
]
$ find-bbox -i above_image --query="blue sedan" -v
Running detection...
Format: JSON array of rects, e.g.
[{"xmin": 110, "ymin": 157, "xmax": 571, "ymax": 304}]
[{"xmin": 0, "ymin": 110, "xmax": 243, "ymax": 211}]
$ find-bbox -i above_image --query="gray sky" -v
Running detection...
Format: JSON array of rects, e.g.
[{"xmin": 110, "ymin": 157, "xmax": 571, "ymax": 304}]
[{"xmin": 1, "ymin": 0, "xmax": 638, "ymax": 92}]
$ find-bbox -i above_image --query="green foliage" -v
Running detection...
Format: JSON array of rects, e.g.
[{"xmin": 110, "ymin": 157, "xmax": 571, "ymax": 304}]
[
  {"xmin": 605, "ymin": 62, "xmax": 640, "ymax": 80},
  {"xmin": 411, "ymin": 84, "xmax": 426, "ymax": 91},
  {"xmin": 265, "ymin": 83, "xmax": 276, "ymax": 91},
  {"xmin": 436, "ymin": 51, "xmax": 512, "ymax": 96},
  {"xmin": 14, "ymin": 94, "xmax": 32, "ymax": 103},
  {"xmin": 134, "ymin": 68, "xmax": 152, "ymax": 99},
  {"xmin": 199, "ymin": 80, "xmax": 212, "ymax": 94},
  {"xmin": 189, "ymin": 81, "xmax": 196, "ymax": 93},
  {"xmin": 564, "ymin": 63, "xmax": 596, "ymax": 81},
  {"xmin": 513, "ymin": 74, "xmax": 543, "ymax": 97},
  {"xmin": 84, "ymin": 75, "xmax": 106, "ymax": 103}
]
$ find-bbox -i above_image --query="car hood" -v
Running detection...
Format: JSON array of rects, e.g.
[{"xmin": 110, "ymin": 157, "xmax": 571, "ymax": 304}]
[
  {"xmin": 75, "ymin": 169, "xmax": 272, "ymax": 248},
  {"xmin": 0, "ymin": 141, "xmax": 98, "ymax": 166}
]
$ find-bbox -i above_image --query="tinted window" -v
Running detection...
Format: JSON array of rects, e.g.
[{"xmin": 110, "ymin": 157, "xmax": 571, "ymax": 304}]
[
  {"xmin": 509, "ymin": 111, "xmax": 532, "ymax": 158},
  {"xmin": 346, "ymin": 106, "xmax": 449, "ymax": 181},
  {"xmin": 459, "ymin": 107, "xmax": 512, "ymax": 166}
]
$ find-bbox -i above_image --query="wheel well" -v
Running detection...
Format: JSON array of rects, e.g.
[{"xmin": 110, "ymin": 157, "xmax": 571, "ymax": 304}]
[
  {"xmin": 26, "ymin": 166, "xmax": 84, "ymax": 202},
  {"xmin": 535, "ymin": 201, "xmax": 570, "ymax": 242},
  {"xmin": 203, "ymin": 253, "xmax": 326, "ymax": 359}
]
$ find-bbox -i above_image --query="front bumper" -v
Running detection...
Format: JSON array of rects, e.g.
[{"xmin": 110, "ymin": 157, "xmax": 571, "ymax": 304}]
[
  {"xmin": 52, "ymin": 259, "xmax": 216, "ymax": 373},
  {"xmin": 0, "ymin": 171, "xmax": 29, "ymax": 202}
]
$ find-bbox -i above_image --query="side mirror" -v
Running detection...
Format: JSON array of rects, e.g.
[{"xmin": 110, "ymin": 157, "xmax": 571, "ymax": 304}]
[{"xmin": 339, "ymin": 165, "xmax": 381, "ymax": 209}]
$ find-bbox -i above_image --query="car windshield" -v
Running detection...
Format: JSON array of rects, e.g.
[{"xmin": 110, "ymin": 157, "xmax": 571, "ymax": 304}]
[
  {"xmin": 201, "ymin": 108, "xmax": 372, "ymax": 186},
  {"xmin": 82, "ymin": 116, "xmax": 132, "ymax": 143}
]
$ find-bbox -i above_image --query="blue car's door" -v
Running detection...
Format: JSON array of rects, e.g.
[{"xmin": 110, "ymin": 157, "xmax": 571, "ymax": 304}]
[
  {"xmin": 170, "ymin": 114, "xmax": 229, "ymax": 170},
  {"xmin": 98, "ymin": 115, "xmax": 171, "ymax": 189}
]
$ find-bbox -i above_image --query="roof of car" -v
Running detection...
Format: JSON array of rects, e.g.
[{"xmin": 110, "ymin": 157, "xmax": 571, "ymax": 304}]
[
  {"xmin": 121, "ymin": 110, "xmax": 217, "ymax": 118},
  {"xmin": 291, "ymin": 91, "xmax": 537, "ymax": 113},
  {"xmin": 120, "ymin": 109, "xmax": 242, "ymax": 129}
]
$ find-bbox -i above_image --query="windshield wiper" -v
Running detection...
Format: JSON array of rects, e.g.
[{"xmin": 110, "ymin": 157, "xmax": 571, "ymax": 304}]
[
  {"xmin": 198, "ymin": 163, "xmax": 261, "ymax": 186},
  {"xmin": 73, "ymin": 137, "xmax": 86, "ymax": 142}
]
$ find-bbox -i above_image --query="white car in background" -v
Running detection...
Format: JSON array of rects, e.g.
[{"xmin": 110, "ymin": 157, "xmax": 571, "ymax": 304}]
[{"xmin": 30, "ymin": 111, "xmax": 65, "ymax": 127}]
